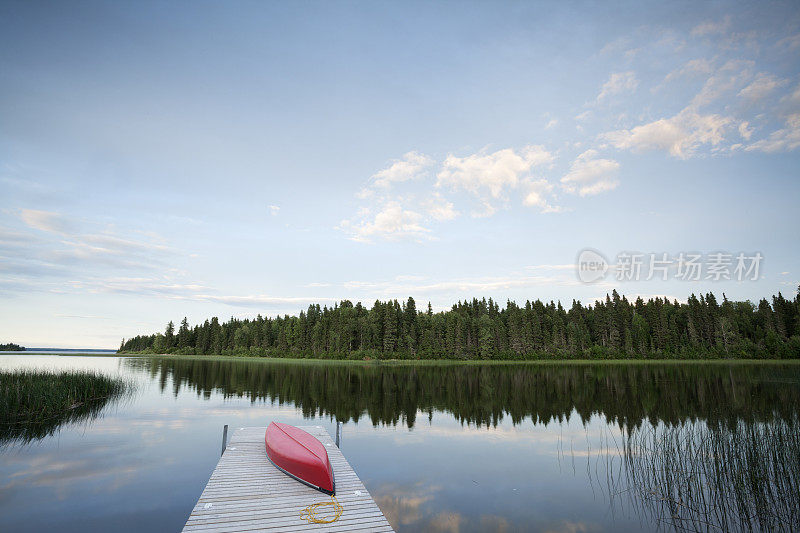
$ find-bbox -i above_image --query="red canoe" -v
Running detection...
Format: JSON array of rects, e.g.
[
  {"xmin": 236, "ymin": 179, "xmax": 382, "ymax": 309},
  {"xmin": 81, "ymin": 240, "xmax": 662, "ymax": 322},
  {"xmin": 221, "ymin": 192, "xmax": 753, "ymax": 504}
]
[{"xmin": 265, "ymin": 422, "xmax": 335, "ymax": 495}]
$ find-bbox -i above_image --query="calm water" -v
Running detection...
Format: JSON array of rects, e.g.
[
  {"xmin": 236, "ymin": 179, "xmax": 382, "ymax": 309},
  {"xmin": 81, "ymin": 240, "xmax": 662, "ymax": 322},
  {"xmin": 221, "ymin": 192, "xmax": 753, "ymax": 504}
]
[{"xmin": 1, "ymin": 355, "xmax": 798, "ymax": 532}]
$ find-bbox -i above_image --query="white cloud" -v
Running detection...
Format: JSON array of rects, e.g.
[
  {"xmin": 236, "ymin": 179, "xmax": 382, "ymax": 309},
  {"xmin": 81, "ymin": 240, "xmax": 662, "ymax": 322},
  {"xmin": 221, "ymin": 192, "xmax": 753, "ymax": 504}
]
[
  {"xmin": 602, "ymin": 108, "xmax": 732, "ymax": 158},
  {"xmin": 193, "ymin": 294, "xmax": 337, "ymax": 308},
  {"xmin": 11, "ymin": 209, "xmax": 179, "ymax": 277},
  {"xmin": 81, "ymin": 234, "xmax": 170, "ymax": 254},
  {"xmin": 395, "ymin": 274, "xmax": 427, "ymax": 282},
  {"xmin": 661, "ymin": 58, "xmax": 714, "ymax": 86},
  {"xmin": 341, "ymin": 271, "xmax": 596, "ymax": 295},
  {"xmin": 738, "ymin": 74, "xmax": 786, "ymax": 101},
  {"xmin": 777, "ymin": 33, "xmax": 800, "ymax": 50},
  {"xmin": 436, "ymin": 146, "xmax": 553, "ymax": 215},
  {"xmin": 20, "ymin": 209, "xmax": 75, "ymax": 234},
  {"xmin": 599, "ymin": 36, "xmax": 633, "ymax": 56},
  {"xmin": 370, "ymin": 151, "xmax": 434, "ymax": 188},
  {"xmin": 522, "ymin": 178, "xmax": 561, "ymax": 212},
  {"xmin": 746, "ymin": 114, "xmax": 800, "ymax": 153},
  {"xmin": 65, "ymin": 276, "xmax": 337, "ymax": 309},
  {"xmin": 738, "ymin": 121, "xmax": 753, "ymax": 140},
  {"xmin": 690, "ymin": 59, "xmax": 754, "ymax": 108},
  {"xmin": 783, "ymin": 82, "xmax": 800, "ymax": 106},
  {"xmin": 54, "ymin": 314, "xmax": 111, "ymax": 320},
  {"xmin": 524, "ymin": 263, "xmax": 575, "ymax": 271},
  {"xmin": 68, "ymin": 277, "xmax": 207, "ymax": 297},
  {"xmin": 0, "ymin": 228, "xmax": 37, "ymax": 250},
  {"xmin": 338, "ymin": 201, "xmax": 431, "ymax": 242},
  {"xmin": 691, "ymin": 16, "xmax": 732, "ymax": 37},
  {"xmin": 545, "ymin": 118, "xmax": 559, "ymax": 129},
  {"xmin": 268, "ymin": 205, "xmax": 280, "ymax": 215},
  {"xmin": 343, "ymin": 151, "xmax": 465, "ymax": 241},
  {"xmin": 471, "ymin": 200, "xmax": 497, "ymax": 218},
  {"xmin": 596, "ymin": 71, "xmax": 638, "ymax": 101},
  {"xmin": 560, "ymin": 150, "xmax": 620, "ymax": 196},
  {"xmin": 421, "ymin": 193, "xmax": 458, "ymax": 221}
]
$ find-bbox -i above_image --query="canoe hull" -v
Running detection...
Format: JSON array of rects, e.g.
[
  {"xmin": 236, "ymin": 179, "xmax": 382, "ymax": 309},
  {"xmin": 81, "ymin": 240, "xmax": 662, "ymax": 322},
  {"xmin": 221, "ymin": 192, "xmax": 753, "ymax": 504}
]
[{"xmin": 265, "ymin": 422, "xmax": 335, "ymax": 495}]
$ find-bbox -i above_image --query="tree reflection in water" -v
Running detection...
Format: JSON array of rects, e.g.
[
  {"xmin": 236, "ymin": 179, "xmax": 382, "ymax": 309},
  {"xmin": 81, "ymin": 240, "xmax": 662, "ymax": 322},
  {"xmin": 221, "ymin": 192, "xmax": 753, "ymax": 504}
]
[{"xmin": 126, "ymin": 357, "xmax": 800, "ymax": 531}]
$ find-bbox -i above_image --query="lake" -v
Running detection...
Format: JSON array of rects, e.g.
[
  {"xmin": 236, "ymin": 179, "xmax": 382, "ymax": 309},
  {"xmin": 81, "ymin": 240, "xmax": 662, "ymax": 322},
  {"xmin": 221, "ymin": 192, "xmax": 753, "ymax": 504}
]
[{"xmin": 1, "ymin": 355, "xmax": 798, "ymax": 532}]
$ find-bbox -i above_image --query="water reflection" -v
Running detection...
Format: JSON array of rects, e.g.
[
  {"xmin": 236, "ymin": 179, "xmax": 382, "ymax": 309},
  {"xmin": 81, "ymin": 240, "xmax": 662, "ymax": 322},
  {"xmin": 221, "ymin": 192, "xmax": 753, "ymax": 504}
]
[
  {"xmin": 1, "ymin": 355, "xmax": 797, "ymax": 532},
  {"xmin": 125, "ymin": 357, "xmax": 800, "ymax": 531},
  {"xmin": 126, "ymin": 358, "xmax": 800, "ymax": 429}
]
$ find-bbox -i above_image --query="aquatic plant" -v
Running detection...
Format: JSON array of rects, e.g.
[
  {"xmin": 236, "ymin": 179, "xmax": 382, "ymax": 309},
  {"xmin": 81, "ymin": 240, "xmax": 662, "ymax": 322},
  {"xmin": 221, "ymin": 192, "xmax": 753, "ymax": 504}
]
[
  {"xmin": 599, "ymin": 418, "xmax": 800, "ymax": 532},
  {"xmin": 0, "ymin": 370, "xmax": 132, "ymax": 444}
]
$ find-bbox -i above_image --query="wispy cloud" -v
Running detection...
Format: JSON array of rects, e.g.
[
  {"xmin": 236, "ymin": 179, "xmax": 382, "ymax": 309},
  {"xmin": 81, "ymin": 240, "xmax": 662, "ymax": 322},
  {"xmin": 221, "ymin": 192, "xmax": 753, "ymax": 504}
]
[
  {"xmin": 370, "ymin": 151, "xmax": 434, "ymax": 188},
  {"xmin": 746, "ymin": 114, "xmax": 800, "ymax": 153},
  {"xmin": 54, "ymin": 314, "xmax": 111, "ymax": 320},
  {"xmin": 691, "ymin": 16, "xmax": 732, "ymax": 37},
  {"xmin": 339, "ymin": 270, "xmax": 608, "ymax": 297},
  {"xmin": 191, "ymin": 294, "xmax": 339, "ymax": 308},
  {"xmin": 341, "ymin": 150, "xmax": 452, "ymax": 241},
  {"xmin": 63, "ymin": 275, "xmax": 339, "ymax": 309},
  {"xmin": 20, "ymin": 209, "xmax": 76, "ymax": 235},
  {"xmin": 738, "ymin": 74, "xmax": 787, "ymax": 102},
  {"xmin": 1, "ymin": 210, "xmax": 184, "ymax": 301},
  {"xmin": 602, "ymin": 109, "xmax": 732, "ymax": 159},
  {"xmin": 420, "ymin": 193, "xmax": 458, "ymax": 221},
  {"xmin": 690, "ymin": 59, "xmax": 755, "ymax": 108},
  {"xmin": 596, "ymin": 71, "xmax": 638, "ymax": 102},
  {"xmin": 338, "ymin": 201, "xmax": 431, "ymax": 243},
  {"xmin": 561, "ymin": 150, "xmax": 619, "ymax": 195},
  {"xmin": 522, "ymin": 178, "xmax": 561, "ymax": 212}
]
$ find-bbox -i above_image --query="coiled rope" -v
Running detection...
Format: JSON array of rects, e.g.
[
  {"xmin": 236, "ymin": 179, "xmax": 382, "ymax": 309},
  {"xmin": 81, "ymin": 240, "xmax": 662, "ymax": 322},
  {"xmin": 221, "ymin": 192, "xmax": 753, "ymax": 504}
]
[{"xmin": 300, "ymin": 496, "xmax": 343, "ymax": 524}]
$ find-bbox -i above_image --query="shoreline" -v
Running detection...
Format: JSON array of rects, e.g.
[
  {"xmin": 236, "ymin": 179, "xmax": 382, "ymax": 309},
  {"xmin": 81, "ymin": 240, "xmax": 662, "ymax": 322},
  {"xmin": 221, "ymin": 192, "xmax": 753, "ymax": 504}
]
[{"xmin": 53, "ymin": 352, "xmax": 800, "ymax": 366}]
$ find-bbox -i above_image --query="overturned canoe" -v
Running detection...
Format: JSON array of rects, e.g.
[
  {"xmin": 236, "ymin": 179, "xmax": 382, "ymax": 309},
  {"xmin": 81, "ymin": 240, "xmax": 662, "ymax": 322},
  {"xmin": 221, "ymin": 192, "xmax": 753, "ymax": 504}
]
[{"xmin": 265, "ymin": 422, "xmax": 336, "ymax": 495}]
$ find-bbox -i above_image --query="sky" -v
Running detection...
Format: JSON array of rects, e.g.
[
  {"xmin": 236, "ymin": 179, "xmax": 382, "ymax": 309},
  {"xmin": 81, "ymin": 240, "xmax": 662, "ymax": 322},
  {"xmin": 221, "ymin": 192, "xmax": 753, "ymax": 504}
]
[{"xmin": 1, "ymin": 0, "xmax": 799, "ymax": 348}]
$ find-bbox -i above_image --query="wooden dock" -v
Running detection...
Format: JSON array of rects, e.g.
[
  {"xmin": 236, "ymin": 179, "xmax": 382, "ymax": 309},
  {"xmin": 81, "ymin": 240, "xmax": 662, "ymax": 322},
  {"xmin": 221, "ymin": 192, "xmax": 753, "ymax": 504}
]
[{"xmin": 181, "ymin": 426, "xmax": 394, "ymax": 532}]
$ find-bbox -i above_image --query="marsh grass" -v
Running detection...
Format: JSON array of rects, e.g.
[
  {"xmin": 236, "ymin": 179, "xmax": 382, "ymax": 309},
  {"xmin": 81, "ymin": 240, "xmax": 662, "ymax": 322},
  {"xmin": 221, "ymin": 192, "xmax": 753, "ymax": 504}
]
[
  {"xmin": 598, "ymin": 418, "xmax": 800, "ymax": 532},
  {"xmin": 0, "ymin": 370, "xmax": 132, "ymax": 444}
]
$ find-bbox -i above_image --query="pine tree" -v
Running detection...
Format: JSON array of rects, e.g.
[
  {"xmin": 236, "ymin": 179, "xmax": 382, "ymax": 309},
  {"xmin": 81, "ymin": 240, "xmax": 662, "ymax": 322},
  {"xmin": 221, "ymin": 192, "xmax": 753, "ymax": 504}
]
[{"xmin": 165, "ymin": 321, "xmax": 175, "ymax": 349}]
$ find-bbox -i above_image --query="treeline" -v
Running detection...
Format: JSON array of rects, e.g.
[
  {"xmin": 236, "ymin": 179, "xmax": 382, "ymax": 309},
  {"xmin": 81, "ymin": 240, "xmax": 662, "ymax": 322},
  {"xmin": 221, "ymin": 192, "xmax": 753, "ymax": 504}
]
[
  {"xmin": 119, "ymin": 289, "xmax": 800, "ymax": 359},
  {"xmin": 0, "ymin": 343, "xmax": 24, "ymax": 351}
]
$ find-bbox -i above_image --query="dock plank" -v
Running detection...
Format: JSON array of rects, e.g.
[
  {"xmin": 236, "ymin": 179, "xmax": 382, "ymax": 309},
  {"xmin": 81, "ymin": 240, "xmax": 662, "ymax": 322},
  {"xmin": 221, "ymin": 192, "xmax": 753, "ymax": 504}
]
[{"xmin": 181, "ymin": 426, "xmax": 394, "ymax": 532}]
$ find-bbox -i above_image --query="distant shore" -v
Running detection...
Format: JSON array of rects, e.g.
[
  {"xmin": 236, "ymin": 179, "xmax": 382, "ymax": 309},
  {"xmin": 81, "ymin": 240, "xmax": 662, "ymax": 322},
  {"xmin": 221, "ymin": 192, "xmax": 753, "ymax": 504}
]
[
  {"xmin": 11, "ymin": 349, "xmax": 800, "ymax": 364},
  {"xmin": 0, "ymin": 343, "xmax": 25, "ymax": 351},
  {"xmin": 113, "ymin": 352, "xmax": 800, "ymax": 366}
]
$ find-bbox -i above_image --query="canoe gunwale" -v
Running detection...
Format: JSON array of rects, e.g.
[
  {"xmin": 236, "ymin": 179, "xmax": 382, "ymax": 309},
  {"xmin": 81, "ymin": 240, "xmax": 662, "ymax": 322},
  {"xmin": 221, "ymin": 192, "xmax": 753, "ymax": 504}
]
[{"xmin": 265, "ymin": 423, "xmax": 337, "ymax": 496}]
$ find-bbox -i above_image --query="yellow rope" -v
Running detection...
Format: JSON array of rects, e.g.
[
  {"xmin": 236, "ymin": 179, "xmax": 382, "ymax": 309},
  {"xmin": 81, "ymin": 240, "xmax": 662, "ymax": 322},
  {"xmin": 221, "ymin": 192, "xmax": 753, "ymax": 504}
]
[{"xmin": 300, "ymin": 496, "xmax": 343, "ymax": 524}]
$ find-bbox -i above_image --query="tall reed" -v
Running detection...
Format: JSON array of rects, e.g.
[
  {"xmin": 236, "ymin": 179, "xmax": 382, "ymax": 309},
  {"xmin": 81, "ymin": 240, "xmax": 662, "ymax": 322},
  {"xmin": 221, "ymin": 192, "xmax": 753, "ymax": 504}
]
[
  {"xmin": 598, "ymin": 417, "xmax": 800, "ymax": 531},
  {"xmin": 0, "ymin": 370, "xmax": 132, "ymax": 444}
]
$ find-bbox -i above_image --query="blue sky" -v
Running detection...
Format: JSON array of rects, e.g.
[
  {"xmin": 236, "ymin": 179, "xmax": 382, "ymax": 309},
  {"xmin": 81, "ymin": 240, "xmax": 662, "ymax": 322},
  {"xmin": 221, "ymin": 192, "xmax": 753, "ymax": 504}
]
[{"xmin": 1, "ymin": 1, "xmax": 799, "ymax": 348}]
